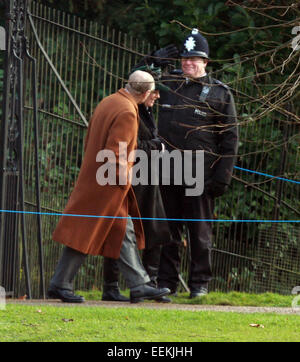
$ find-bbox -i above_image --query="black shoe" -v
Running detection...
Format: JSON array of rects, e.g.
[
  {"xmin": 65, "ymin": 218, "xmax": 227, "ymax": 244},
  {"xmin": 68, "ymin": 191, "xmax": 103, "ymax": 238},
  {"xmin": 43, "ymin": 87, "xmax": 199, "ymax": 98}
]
[
  {"xmin": 155, "ymin": 295, "xmax": 172, "ymax": 303},
  {"xmin": 158, "ymin": 285, "xmax": 177, "ymax": 296},
  {"xmin": 189, "ymin": 287, "xmax": 208, "ymax": 299},
  {"xmin": 155, "ymin": 290, "xmax": 178, "ymax": 303},
  {"xmin": 130, "ymin": 285, "xmax": 170, "ymax": 303},
  {"xmin": 131, "ymin": 282, "xmax": 167, "ymax": 304},
  {"xmin": 102, "ymin": 287, "xmax": 130, "ymax": 302},
  {"xmin": 47, "ymin": 286, "xmax": 85, "ymax": 303}
]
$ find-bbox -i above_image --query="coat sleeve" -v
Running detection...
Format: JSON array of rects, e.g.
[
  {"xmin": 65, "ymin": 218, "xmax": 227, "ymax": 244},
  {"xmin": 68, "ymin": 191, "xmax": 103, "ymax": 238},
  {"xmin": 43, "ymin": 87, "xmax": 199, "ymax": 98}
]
[
  {"xmin": 137, "ymin": 137, "xmax": 163, "ymax": 154},
  {"xmin": 103, "ymin": 110, "xmax": 138, "ymax": 187},
  {"xmin": 213, "ymin": 90, "xmax": 239, "ymax": 185}
]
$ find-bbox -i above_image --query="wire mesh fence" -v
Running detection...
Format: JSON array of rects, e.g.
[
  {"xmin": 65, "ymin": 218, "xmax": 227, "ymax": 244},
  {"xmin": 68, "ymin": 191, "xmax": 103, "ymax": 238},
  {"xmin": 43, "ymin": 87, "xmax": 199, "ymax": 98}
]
[{"xmin": 2, "ymin": 1, "xmax": 299, "ymax": 298}]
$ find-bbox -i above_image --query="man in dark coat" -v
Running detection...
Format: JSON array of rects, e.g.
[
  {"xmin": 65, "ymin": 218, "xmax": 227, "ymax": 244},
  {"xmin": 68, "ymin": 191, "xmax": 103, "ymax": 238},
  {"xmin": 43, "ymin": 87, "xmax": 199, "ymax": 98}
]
[
  {"xmin": 102, "ymin": 73, "xmax": 172, "ymax": 303},
  {"xmin": 140, "ymin": 29, "xmax": 239, "ymax": 298}
]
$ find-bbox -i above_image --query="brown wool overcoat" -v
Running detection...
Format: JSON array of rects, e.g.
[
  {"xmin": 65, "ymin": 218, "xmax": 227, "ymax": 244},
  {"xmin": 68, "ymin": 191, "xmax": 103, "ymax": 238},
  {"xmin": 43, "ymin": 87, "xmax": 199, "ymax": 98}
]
[{"xmin": 52, "ymin": 89, "xmax": 145, "ymax": 258}]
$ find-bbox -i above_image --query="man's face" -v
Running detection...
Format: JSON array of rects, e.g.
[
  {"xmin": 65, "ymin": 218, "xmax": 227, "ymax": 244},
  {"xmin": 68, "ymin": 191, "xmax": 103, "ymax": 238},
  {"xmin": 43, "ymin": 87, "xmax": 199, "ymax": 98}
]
[
  {"xmin": 181, "ymin": 57, "xmax": 208, "ymax": 78},
  {"xmin": 144, "ymin": 90, "xmax": 160, "ymax": 108}
]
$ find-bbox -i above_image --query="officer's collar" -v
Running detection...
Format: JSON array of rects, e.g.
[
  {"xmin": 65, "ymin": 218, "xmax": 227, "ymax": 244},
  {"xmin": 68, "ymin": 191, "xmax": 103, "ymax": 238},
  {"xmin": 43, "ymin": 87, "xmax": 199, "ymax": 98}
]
[{"xmin": 184, "ymin": 73, "xmax": 208, "ymax": 84}]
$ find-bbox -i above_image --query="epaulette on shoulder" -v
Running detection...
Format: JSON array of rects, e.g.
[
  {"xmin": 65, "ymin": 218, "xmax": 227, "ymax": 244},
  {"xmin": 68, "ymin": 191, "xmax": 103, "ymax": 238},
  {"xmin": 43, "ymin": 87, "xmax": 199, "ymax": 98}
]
[{"xmin": 212, "ymin": 78, "xmax": 229, "ymax": 90}]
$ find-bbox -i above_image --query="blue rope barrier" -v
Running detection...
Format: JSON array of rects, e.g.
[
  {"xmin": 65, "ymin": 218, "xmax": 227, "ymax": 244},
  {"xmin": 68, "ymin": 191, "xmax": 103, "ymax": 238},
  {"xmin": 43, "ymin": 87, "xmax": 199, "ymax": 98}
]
[
  {"xmin": 0, "ymin": 167, "xmax": 298, "ymax": 223},
  {"xmin": 234, "ymin": 166, "xmax": 300, "ymax": 185},
  {"xmin": 0, "ymin": 209, "xmax": 299, "ymax": 223}
]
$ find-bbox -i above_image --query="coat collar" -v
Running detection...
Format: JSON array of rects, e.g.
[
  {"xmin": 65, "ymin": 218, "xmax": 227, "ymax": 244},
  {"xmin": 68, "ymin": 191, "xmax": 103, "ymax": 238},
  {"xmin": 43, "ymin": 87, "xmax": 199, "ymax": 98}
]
[{"xmin": 117, "ymin": 88, "xmax": 138, "ymax": 111}]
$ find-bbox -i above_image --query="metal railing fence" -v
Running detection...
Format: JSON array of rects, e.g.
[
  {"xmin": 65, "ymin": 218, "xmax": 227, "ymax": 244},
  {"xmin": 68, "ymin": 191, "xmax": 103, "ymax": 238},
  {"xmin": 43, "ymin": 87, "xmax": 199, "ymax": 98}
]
[
  {"xmin": 1, "ymin": 0, "xmax": 299, "ymax": 298},
  {"xmin": 20, "ymin": 0, "xmax": 152, "ymax": 297}
]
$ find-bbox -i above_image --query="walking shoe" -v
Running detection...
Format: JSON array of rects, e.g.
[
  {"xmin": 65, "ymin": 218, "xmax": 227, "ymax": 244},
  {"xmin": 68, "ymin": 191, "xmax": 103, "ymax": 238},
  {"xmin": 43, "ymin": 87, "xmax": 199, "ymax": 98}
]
[
  {"xmin": 130, "ymin": 284, "xmax": 170, "ymax": 303},
  {"xmin": 189, "ymin": 287, "xmax": 208, "ymax": 299},
  {"xmin": 47, "ymin": 286, "xmax": 85, "ymax": 303},
  {"xmin": 155, "ymin": 295, "xmax": 172, "ymax": 303},
  {"xmin": 102, "ymin": 287, "xmax": 130, "ymax": 302},
  {"xmin": 155, "ymin": 290, "xmax": 178, "ymax": 303},
  {"xmin": 158, "ymin": 284, "xmax": 177, "ymax": 296}
]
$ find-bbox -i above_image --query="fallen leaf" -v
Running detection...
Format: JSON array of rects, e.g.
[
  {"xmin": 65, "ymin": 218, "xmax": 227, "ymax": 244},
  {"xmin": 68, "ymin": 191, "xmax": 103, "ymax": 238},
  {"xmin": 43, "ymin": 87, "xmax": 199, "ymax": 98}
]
[
  {"xmin": 249, "ymin": 323, "xmax": 264, "ymax": 328},
  {"xmin": 62, "ymin": 318, "xmax": 74, "ymax": 322}
]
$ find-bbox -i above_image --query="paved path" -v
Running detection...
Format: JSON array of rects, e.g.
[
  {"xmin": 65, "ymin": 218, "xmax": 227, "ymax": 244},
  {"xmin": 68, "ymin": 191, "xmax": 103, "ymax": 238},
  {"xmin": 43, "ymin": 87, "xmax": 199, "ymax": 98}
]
[{"xmin": 7, "ymin": 299, "xmax": 300, "ymax": 315}]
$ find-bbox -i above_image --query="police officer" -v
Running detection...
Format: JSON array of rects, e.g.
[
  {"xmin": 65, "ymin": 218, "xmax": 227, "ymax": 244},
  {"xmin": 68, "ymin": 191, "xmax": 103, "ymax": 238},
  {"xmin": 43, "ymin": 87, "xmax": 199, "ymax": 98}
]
[{"xmin": 144, "ymin": 29, "xmax": 239, "ymax": 298}]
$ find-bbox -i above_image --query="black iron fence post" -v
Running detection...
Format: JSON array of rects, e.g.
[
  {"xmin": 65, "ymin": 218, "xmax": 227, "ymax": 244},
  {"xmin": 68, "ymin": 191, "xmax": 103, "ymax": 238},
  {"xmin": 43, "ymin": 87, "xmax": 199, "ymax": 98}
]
[{"xmin": 0, "ymin": 0, "xmax": 31, "ymax": 299}]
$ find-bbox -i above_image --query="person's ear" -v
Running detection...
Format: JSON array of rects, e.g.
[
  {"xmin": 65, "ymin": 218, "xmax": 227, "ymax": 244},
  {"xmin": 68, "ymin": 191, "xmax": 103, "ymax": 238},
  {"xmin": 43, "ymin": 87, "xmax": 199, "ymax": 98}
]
[{"xmin": 142, "ymin": 90, "xmax": 151, "ymax": 102}]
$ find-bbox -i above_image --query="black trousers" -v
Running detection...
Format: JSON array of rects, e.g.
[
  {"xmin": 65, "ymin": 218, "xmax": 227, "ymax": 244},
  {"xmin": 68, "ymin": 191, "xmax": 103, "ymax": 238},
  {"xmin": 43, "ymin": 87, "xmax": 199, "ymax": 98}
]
[{"xmin": 157, "ymin": 185, "xmax": 214, "ymax": 292}]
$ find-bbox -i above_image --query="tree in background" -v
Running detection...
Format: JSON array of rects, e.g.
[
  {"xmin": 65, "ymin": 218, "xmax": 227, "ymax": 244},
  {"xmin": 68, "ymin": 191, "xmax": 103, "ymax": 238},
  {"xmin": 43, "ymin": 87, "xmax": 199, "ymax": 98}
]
[
  {"xmin": 36, "ymin": 1, "xmax": 299, "ymax": 59},
  {"xmin": 2, "ymin": 0, "xmax": 298, "ymax": 293},
  {"xmin": 35, "ymin": 1, "xmax": 300, "ymax": 113}
]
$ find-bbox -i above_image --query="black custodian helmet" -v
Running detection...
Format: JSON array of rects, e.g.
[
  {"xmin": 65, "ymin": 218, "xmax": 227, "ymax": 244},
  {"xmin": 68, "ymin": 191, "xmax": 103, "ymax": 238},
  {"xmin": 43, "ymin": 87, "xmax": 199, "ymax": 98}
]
[{"xmin": 180, "ymin": 28, "xmax": 209, "ymax": 59}]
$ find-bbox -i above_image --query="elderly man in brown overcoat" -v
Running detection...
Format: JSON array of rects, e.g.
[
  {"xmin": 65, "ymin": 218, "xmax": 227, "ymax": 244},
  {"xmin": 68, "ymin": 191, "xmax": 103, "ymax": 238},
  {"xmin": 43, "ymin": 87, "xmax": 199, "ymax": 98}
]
[{"xmin": 47, "ymin": 70, "xmax": 170, "ymax": 303}]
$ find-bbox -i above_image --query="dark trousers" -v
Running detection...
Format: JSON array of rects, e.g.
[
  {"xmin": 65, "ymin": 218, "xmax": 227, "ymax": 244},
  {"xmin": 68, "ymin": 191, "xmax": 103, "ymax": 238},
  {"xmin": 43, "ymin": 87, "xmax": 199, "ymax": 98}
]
[
  {"xmin": 157, "ymin": 185, "xmax": 214, "ymax": 292},
  {"xmin": 142, "ymin": 245, "xmax": 161, "ymax": 283}
]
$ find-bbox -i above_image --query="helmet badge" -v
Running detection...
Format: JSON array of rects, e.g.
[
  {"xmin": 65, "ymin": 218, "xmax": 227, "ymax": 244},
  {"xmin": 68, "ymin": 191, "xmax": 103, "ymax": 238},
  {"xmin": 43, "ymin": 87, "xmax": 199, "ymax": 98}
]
[{"xmin": 184, "ymin": 36, "xmax": 196, "ymax": 52}]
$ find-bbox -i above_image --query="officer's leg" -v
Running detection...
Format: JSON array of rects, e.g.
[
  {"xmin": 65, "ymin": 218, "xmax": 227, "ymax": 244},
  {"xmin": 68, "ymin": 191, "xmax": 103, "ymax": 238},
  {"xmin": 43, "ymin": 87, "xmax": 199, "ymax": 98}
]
[
  {"xmin": 157, "ymin": 240, "xmax": 182, "ymax": 293},
  {"xmin": 157, "ymin": 185, "xmax": 184, "ymax": 293},
  {"xmin": 185, "ymin": 193, "xmax": 214, "ymax": 292},
  {"xmin": 142, "ymin": 244, "xmax": 161, "ymax": 287}
]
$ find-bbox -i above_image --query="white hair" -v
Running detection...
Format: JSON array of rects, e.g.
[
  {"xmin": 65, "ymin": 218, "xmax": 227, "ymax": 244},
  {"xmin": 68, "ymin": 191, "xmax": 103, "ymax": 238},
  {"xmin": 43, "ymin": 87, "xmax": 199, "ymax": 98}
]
[{"xmin": 125, "ymin": 70, "xmax": 155, "ymax": 95}]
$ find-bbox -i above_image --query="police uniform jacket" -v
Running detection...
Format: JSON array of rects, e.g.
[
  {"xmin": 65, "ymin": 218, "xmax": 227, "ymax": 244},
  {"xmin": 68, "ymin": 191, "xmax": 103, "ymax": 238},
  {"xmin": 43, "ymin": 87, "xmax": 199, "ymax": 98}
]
[{"xmin": 158, "ymin": 72, "xmax": 238, "ymax": 186}]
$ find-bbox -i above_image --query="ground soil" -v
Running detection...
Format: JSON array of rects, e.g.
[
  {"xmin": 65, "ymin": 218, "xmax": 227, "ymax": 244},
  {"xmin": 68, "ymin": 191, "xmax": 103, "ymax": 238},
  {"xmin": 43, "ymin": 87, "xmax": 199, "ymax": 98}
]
[{"xmin": 6, "ymin": 299, "xmax": 300, "ymax": 315}]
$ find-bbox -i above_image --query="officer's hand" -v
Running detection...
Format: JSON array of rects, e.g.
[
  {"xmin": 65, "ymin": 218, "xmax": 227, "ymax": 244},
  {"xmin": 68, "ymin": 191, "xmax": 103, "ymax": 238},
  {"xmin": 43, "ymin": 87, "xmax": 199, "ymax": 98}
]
[
  {"xmin": 152, "ymin": 44, "xmax": 179, "ymax": 67},
  {"xmin": 205, "ymin": 179, "xmax": 228, "ymax": 198}
]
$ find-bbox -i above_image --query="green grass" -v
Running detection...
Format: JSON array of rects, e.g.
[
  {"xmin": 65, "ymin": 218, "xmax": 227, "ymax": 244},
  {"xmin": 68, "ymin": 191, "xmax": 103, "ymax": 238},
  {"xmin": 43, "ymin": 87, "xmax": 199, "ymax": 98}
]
[
  {"xmin": 1, "ymin": 292, "xmax": 299, "ymax": 342},
  {"xmin": 78, "ymin": 289, "xmax": 295, "ymax": 308},
  {"xmin": 173, "ymin": 291, "xmax": 296, "ymax": 307},
  {"xmin": 1, "ymin": 304, "xmax": 300, "ymax": 342}
]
